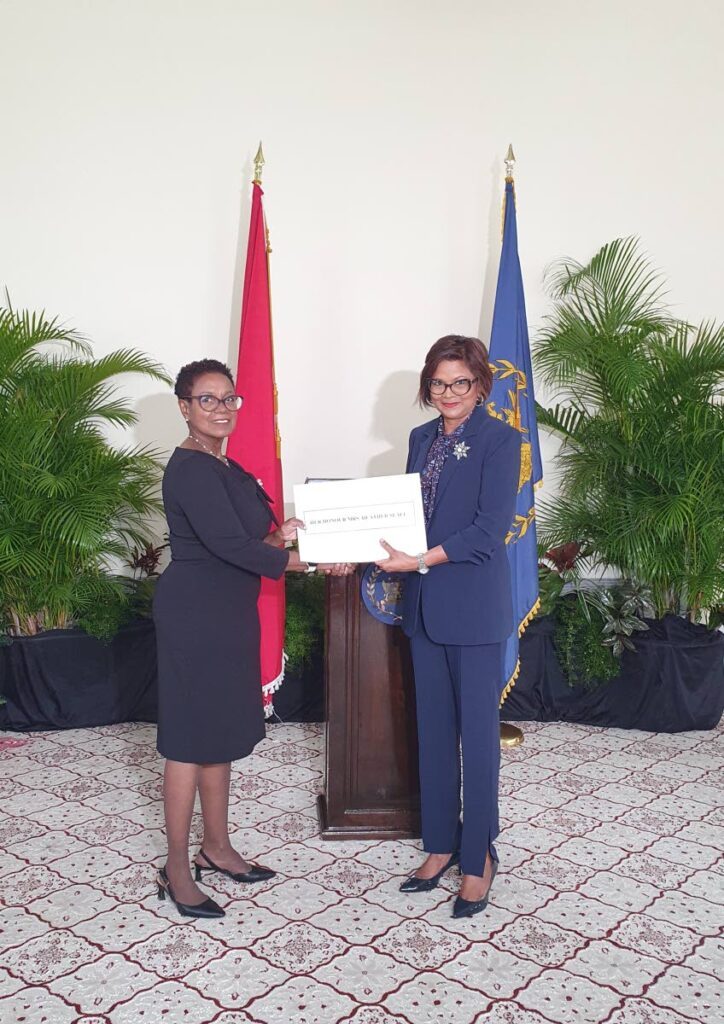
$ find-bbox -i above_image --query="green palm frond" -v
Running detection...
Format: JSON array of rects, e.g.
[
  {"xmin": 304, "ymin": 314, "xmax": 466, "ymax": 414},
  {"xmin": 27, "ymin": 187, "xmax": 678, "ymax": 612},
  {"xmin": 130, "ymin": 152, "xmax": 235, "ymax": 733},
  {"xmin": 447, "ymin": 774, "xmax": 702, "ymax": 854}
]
[
  {"xmin": 535, "ymin": 239, "xmax": 724, "ymax": 620},
  {"xmin": 0, "ymin": 302, "xmax": 172, "ymax": 636}
]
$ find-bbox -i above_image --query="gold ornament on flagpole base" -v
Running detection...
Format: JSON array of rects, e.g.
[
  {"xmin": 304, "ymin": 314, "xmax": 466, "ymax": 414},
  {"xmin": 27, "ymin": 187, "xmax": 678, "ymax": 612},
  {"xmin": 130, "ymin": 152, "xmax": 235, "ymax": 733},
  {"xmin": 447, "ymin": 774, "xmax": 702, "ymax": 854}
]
[
  {"xmin": 500, "ymin": 722, "xmax": 523, "ymax": 747},
  {"xmin": 499, "ymin": 140, "xmax": 524, "ymax": 751},
  {"xmin": 253, "ymin": 141, "xmax": 265, "ymax": 184}
]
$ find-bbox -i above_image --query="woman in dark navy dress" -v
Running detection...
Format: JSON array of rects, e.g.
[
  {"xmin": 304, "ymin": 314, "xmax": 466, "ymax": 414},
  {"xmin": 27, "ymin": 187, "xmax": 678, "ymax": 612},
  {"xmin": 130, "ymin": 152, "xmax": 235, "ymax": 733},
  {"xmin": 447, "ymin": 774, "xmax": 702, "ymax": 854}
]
[{"xmin": 154, "ymin": 359, "xmax": 351, "ymax": 918}]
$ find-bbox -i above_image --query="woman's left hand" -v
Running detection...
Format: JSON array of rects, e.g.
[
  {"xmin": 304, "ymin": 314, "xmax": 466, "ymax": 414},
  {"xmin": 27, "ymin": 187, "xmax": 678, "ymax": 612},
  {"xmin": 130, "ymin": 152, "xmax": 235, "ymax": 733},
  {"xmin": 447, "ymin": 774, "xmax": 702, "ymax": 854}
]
[
  {"xmin": 317, "ymin": 563, "xmax": 356, "ymax": 576},
  {"xmin": 375, "ymin": 540, "xmax": 418, "ymax": 573},
  {"xmin": 277, "ymin": 517, "xmax": 305, "ymax": 543}
]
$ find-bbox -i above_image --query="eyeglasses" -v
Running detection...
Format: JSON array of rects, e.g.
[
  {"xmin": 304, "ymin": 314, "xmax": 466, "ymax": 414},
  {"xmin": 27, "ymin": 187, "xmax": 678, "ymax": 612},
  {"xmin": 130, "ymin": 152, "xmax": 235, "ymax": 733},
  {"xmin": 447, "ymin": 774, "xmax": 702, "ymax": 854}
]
[
  {"xmin": 182, "ymin": 394, "xmax": 244, "ymax": 411},
  {"xmin": 427, "ymin": 378, "xmax": 477, "ymax": 396}
]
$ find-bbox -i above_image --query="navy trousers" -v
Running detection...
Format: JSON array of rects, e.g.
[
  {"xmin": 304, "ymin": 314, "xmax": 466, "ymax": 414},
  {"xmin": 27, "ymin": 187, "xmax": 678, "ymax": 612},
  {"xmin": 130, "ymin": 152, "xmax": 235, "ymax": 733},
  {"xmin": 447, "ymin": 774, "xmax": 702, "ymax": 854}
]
[{"xmin": 409, "ymin": 624, "xmax": 502, "ymax": 876}]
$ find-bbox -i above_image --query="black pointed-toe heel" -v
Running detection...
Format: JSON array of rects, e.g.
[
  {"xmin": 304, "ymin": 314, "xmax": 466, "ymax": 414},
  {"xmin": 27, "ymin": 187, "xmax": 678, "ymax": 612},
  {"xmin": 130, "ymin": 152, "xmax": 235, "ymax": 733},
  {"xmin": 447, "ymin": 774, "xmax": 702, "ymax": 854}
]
[
  {"xmin": 452, "ymin": 859, "xmax": 499, "ymax": 919},
  {"xmin": 157, "ymin": 867, "xmax": 225, "ymax": 919},
  {"xmin": 399, "ymin": 851, "xmax": 460, "ymax": 893},
  {"xmin": 194, "ymin": 848, "xmax": 276, "ymax": 884}
]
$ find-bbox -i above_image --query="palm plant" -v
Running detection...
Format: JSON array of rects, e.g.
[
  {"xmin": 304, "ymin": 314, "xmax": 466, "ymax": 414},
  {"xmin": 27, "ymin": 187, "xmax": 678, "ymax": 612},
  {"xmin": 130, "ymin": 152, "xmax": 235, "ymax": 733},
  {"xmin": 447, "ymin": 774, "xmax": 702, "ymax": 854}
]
[
  {"xmin": 0, "ymin": 303, "xmax": 171, "ymax": 636},
  {"xmin": 534, "ymin": 238, "xmax": 724, "ymax": 621}
]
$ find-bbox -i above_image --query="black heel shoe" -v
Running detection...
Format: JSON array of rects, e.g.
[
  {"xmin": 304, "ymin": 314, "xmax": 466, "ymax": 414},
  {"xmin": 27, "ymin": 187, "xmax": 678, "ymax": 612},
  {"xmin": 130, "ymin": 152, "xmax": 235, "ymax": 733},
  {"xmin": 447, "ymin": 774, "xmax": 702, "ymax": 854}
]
[
  {"xmin": 399, "ymin": 851, "xmax": 460, "ymax": 893},
  {"xmin": 453, "ymin": 859, "xmax": 499, "ymax": 919},
  {"xmin": 157, "ymin": 867, "xmax": 225, "ymax": 919},
  {"xmin": 194, "ymin": 848, "xmax": 276, "ymax": 884}
]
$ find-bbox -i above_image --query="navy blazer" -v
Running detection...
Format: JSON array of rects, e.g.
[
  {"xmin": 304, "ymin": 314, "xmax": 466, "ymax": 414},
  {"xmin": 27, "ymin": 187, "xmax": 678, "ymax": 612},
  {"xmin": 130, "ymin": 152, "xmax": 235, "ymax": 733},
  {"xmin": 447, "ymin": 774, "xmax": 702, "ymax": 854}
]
[{"xmin": 402, "ymin": 405, "xmax": 521, "ymax": 646}]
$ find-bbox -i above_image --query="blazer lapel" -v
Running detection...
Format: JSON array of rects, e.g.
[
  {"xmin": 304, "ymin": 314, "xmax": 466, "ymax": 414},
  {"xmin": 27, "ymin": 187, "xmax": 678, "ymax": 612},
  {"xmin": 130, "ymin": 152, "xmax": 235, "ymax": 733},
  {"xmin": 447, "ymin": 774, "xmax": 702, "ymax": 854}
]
[
  {"xmin": 410, "ymin": 420, "xmax": 438, "ymax": 474},
  {"xmin": 428, "ymin": 406, "xmax": 488, "ymax": 520}
]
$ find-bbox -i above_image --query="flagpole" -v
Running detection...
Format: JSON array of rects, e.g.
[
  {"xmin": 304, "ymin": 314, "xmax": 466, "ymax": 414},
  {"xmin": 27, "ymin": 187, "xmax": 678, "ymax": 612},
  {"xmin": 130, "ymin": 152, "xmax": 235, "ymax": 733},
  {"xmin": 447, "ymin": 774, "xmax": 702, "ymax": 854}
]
[{"xmin": 499, "ymin": 142, "xmax": 524, "ymax": 750}]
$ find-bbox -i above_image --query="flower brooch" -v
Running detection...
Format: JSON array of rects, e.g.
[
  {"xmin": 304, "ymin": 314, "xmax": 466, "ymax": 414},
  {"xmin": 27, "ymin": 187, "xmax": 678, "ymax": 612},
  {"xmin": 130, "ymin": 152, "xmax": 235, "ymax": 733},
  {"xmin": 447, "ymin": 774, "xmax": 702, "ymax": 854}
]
[{"xmin": 453, "ymin": 440, "xmax": 470, "ymax": 460}]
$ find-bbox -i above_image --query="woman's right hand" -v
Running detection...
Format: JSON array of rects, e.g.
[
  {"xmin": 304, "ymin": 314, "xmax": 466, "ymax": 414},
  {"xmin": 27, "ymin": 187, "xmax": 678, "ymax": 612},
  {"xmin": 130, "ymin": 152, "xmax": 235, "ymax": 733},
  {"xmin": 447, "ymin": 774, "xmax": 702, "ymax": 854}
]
[{"xmin": 278, "ymin": 517, "xmax": 305, "ymax": 543}]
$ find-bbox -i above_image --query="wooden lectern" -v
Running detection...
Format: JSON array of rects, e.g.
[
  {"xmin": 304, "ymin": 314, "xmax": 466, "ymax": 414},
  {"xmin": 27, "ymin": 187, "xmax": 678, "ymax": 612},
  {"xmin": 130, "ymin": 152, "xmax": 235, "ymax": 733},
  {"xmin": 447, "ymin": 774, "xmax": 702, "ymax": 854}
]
[{"xmin": 317, "ymin": 571, "xmax": 421, "ymax": 839}]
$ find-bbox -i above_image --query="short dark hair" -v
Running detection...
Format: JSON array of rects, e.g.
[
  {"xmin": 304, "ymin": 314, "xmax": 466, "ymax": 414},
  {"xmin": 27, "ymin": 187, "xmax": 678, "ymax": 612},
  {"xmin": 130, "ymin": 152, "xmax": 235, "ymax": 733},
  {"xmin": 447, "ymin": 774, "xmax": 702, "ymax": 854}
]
[
  {"xmin": 417, "ymin": 334, "xmax": 493, "ymax": 407},
  {"xmin": 174, "ymin": 359, "xmax": 235, "ymax": 398}
]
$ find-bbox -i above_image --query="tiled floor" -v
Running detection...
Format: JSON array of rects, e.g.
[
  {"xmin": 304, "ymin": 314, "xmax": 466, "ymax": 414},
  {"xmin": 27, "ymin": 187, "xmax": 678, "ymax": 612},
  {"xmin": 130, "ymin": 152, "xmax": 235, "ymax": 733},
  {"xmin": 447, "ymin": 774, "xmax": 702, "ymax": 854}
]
[{"xmin": 0, "ymin": 719, "xmax": 722, "ymax": 1024}]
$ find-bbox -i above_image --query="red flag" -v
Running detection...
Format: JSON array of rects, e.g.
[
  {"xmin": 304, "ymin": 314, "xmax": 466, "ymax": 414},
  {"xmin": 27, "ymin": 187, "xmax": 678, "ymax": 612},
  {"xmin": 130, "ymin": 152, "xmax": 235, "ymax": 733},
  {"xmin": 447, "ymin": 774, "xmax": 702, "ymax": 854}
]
[{"xmin": 227, "ymin": 181, "xmax": 285, "ymax": 715}]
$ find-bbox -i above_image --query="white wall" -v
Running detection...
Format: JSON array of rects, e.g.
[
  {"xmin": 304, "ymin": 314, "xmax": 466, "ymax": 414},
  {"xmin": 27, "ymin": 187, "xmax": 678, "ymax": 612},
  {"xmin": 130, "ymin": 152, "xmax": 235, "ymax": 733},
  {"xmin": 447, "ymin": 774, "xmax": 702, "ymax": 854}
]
[{"xmin": 1, "ymin": 0, "xmax": 722, "ymax": 520}]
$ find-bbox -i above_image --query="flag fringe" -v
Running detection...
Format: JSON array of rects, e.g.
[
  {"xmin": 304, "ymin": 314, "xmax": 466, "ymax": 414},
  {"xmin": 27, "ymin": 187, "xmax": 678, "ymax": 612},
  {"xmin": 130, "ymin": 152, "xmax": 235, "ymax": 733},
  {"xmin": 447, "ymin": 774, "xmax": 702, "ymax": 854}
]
[
  {"xmin": 499, "ymin": 596, "xmax": 541, "ymax": 707},
  {"xmin": 262, "ymin": 651, "xmax": 287, "ymax": 718}
]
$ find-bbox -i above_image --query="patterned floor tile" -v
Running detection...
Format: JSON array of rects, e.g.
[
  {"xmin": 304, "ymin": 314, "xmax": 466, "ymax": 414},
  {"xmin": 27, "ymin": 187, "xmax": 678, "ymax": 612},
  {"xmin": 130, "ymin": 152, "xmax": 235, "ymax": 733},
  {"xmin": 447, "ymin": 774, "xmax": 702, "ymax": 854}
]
[
  {"xmin": 27, "ymin": 883, "xmax": 117, "ymax": 928},
  {"xmin": 375, "ymin": 918, "xmax": 468, "ymax": 970},
  {"xmin": 643, "ymin": 890, "xmax": 724, "ymax": 935},
  {"xmin": 184, "ymin": 948, "xmax": 289, "ymax": 1007},
  {"xmin": 3, "ymin": 864, "xmax": 69, "ymax": 905},
  {"xmin": 71, "ymin": 903, "xmax": 170, "ymax": 951},
  {"xmin": 338, "ymin": 1008, "xmax": 411, "ymax": 1024},
  {"xmin": 681, "ymin": 935, "xmax": 724, "ymax": 981},
  {"xmin": 308, "ymin": 897, "xmax": 404, "ymax": 944},
  {"xmin": 613, "ymin": 852, "xmax": 693, "ymax": 888},
  {"xmin": 563, "ymin": 939, "xmax": 666, "ymax": 995},
  {"xmin": 492, "ymin": 915, "xmax": 586, "ymax": 966},
  {"xmin": 474, "ymin": 1001, "xmax": 554, "ymax": 1023},
  {"xmin": 314, "ymin": 947, "xmax": 416, "ymax": 1002},
  {"xmin": 2, "ymin": 930, "xmax": 103, "ymax": 985},
  {"xmin": 606, "ymin": 996, "xmax": 697, "ymax": 1023},
  {"xmin": 246, "ymin": 976, "xmax": 356, "ymax": 1024},
  {"xmin": 363, "ymin": 875, "xmax": 451, "ymax": 919},
  {"xmin": 6, "ymin": 829, "xmax": 90, "ymax": 866},
  {"xmin": 579, "ymin": 870, "xmax": 659, "ymax": 913},
  {"xmin": 109, "ymin": 980, "xmax": 220, "ymax": 1022},
  {"xmin": 384, "ymin": 971, "xmax": 490, "ymax": 1024},
  {"xmin": 439, "ymin": 942, "xmax": 546, "ymax": 999},
  {"xmin": 607, "ymin": 913, "xmax": 700, "ymax": 962},
  {"xmin": 261, "ymin": 839, "xmax": 335, "ymax": 877},
  {"xmin": 47, "ymin": 953, "xmax": 160, "ymax": 1015},
  {"xmin": 535, "ymin": 891, "xmax": 629, "ymax": 938},
  {"xmin": 0, "ymin": 968, "xmax": 26, "ymax": 997},
  {"xmin": 645, "ymin": 964, "xmax": 722, "ymax": 1023},
  {"xmin": 0, "ymin": 986, "xmax": 78, "ymax": 1023},
  {"xmin": 516, "ymin": 969, "xmax": 622, "ymax": 1023},
  {"xmin": 253, "ymin": 876, "xmax": 342, "ymax": 919},
  {"xmin": 497, "ymin": 823, "xmax": 569, "ymax": 854},
  {"xmin": 0, "ymin": 907, "xmax": 49, "ymax": 950},
  {"xmin": 515, "ymin": 854, "xmax": 597, "ymax": 892},
  {"xmin": 252, "ymin": 921, "xmax": 347, "ymax": 973},
  {"xmin": 491, "ymin": 874, "xmax": 557, "ymax": 916},
  {"xmin": 124, "ymin": 925, "xmax": 228, "ymax": 979}
]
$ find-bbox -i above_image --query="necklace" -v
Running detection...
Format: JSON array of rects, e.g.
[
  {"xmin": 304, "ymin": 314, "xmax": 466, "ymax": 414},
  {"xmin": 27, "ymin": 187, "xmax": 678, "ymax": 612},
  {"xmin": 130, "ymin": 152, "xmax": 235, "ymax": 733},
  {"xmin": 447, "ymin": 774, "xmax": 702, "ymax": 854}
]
[{"xmin": 188, "ymin": 432, "xmax": 229, "ymax": 466}]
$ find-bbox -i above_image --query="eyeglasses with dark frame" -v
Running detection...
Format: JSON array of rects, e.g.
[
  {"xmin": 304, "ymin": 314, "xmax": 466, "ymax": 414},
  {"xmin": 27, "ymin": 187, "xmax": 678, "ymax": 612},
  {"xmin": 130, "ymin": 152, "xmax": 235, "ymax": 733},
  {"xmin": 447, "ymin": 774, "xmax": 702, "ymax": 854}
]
[
  {"xmin": 182, "ymin": 394, "xmax": 244, "ymax": 412},
  {"xmin": 427, "ymin": 377, "xmax": 477, "ymax": 397}
]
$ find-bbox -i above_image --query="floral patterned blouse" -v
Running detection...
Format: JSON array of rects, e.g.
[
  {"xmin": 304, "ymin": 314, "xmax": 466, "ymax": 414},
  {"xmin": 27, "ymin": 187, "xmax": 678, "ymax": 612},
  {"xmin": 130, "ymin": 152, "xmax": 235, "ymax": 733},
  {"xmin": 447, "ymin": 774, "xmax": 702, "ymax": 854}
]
[{"xmin": 420, "ymin": 415, "xmax": 471, "ymax": 525}]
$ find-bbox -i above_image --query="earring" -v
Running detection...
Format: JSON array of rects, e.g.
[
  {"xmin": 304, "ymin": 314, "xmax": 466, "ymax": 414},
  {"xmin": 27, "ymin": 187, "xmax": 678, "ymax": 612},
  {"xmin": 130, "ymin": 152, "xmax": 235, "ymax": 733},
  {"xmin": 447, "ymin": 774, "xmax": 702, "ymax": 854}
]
[{"xmin": 475, "ymin": 395, "xmax": 484, "ymax": 406}]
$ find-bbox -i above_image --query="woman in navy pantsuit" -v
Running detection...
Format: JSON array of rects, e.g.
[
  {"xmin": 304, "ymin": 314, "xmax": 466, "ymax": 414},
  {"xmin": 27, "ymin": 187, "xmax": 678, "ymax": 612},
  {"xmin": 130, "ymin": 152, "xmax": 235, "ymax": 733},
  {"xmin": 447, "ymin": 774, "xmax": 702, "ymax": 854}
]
[{"xmin": 376, "ymin": 335, "xmax": 520, "ymax": 918}]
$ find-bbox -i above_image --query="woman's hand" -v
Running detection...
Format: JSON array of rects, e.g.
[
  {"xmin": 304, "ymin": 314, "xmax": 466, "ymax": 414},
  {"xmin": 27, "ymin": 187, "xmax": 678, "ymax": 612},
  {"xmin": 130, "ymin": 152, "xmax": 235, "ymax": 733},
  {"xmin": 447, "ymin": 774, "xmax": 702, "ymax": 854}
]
[
  {"xmin": 317, "ymin": 563, "xmax": 356, "ymax": 576},
  {"xmin": 375, "ymin": 540, "xmax": 418, "ymax": 573},
  {"xmin": 276, "ymin": 517, "xmax": 305, "ymax": 544}
]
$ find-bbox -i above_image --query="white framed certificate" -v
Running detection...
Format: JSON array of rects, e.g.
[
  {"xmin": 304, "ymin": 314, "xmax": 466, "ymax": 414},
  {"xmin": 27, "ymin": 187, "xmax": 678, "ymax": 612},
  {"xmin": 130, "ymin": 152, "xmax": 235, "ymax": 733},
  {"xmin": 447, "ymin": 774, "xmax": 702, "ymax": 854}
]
[{"xmin": 293, "ymin": 473, "xmax": 427, "ymax": 563}]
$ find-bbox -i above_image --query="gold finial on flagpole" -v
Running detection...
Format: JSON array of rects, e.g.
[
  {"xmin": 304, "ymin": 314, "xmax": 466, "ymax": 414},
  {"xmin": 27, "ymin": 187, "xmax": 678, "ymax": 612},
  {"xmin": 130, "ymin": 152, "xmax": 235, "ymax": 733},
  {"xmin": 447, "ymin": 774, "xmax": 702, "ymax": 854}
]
[
  {"xmin": 253, "ymin": 141, "xmax": 265, "ymax": 184},
  {"xmin": 504, "ymin": 143, "xmax": 516, "ymax": 182}
]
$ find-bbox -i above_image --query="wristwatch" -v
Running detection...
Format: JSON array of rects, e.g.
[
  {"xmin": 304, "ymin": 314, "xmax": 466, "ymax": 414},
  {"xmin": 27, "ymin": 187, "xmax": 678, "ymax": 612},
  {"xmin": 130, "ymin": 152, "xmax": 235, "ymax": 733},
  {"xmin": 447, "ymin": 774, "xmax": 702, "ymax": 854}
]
[{"xmin": 416, "ymin": 553, "xmax": 429, "ymax": 575}]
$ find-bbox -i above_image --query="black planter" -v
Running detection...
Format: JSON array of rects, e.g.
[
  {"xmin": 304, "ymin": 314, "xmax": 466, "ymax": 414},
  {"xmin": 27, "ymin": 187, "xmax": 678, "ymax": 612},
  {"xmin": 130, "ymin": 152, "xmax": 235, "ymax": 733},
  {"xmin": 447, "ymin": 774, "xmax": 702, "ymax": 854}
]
[
  {"xmin": 0, "ymin": 619, "xmax": 158, "ymax": 732},
  {"xmin": 272, "ymin": 647, "xmax": 325, "ymax": 723},
  {"xmin": 504, "ymin": 614, "xmax": 724, "ymax": 732}
]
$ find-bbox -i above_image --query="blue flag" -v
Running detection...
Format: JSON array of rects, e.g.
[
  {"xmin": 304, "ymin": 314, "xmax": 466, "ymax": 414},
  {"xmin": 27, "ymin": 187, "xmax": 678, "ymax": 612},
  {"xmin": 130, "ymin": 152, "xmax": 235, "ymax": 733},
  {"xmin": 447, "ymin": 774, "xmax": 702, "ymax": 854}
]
[{"xmin": 487, "ymin": 178, "xmax": 543, "ymax": 703}]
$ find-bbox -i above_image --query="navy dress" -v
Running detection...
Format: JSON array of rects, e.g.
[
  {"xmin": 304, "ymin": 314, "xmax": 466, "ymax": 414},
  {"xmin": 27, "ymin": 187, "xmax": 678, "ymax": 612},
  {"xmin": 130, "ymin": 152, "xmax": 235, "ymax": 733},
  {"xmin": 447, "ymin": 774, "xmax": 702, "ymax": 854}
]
[{"xmin": 153, "ymin": 448, "xmax": 288, "ymax": 764}]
